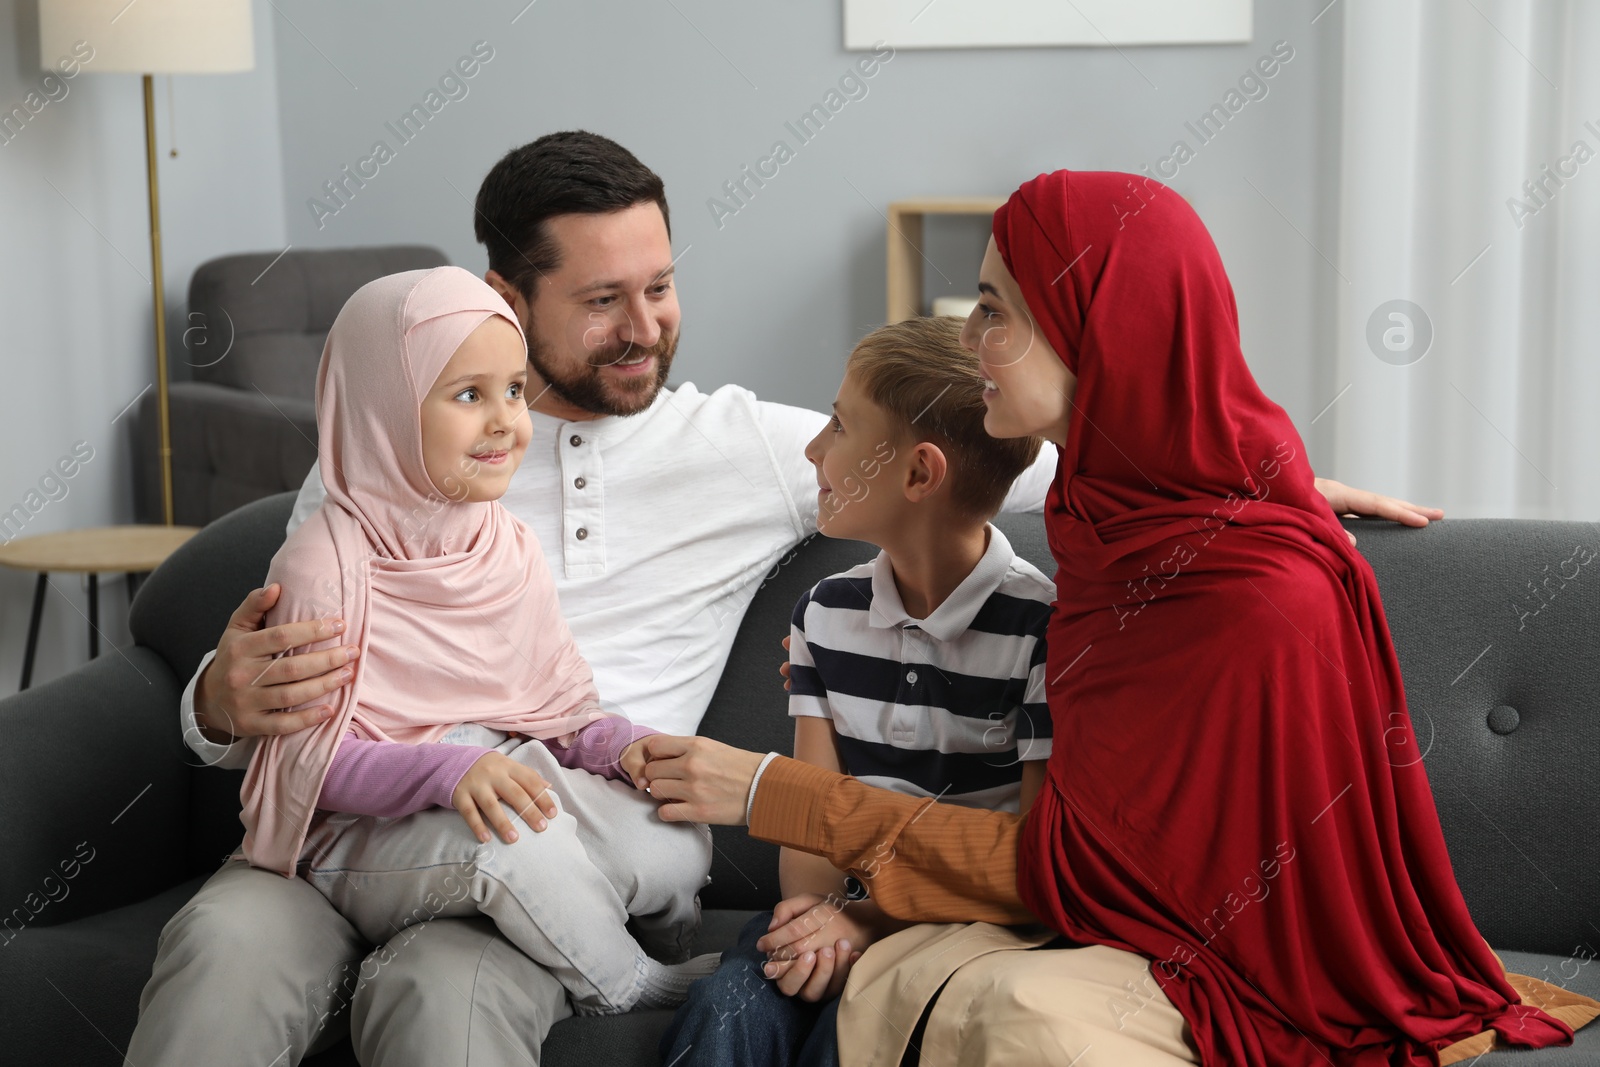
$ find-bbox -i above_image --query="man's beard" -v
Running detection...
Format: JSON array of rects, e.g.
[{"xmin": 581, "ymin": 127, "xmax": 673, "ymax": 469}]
[{"xmin": 526, "ymin": 326, "xmax": 677, "ymax": 418}]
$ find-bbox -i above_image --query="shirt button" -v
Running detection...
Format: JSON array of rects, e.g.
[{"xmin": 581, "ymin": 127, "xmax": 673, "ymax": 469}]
[
  {"xmin": 574, "ymin": 477, "xmax": 586, "ymax": 489},
  {"xmin": 576, "ymin": 527, "xmax": 589, "ymax": 540},
  {"xmin": 906, "ymin": 670, "xmax": 918, "ymax": 684},
  {"xmin": 569, "ymin": 434, "xmax": 583, "ymax": 447}
]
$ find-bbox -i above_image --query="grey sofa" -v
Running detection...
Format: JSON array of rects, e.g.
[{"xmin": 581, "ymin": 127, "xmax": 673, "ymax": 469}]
[
  {"xmin": 2, "ymin": 493, "xmax": 1598, "ymax": 1065},
  {"xmin": 133, "ymin": 246, "xmax": 450, "ymax": 527}
]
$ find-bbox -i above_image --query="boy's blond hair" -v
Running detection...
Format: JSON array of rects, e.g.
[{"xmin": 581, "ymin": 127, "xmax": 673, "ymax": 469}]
[{"xmin": 848, "ymin": 316, "xmax": 1043, "ymax": 521}]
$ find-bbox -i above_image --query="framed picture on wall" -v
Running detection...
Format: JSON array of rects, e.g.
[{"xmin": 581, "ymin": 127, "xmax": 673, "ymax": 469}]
[{"xmin": 844, "ymin": 0, "xmax": 1252, "ymax": 50}]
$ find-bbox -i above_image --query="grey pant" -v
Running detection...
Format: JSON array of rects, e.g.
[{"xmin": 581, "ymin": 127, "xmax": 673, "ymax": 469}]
[
  {"xmin": 127, "ymin": 732, "xmax": 712, "ymax": 1065},
  {"xmin": 303, "ymin": 729, "xmax": 708, "ymax": 1013}
]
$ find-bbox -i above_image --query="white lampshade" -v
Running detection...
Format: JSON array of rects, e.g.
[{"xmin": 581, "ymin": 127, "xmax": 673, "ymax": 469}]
[{"xmin": 39, "ymin": 0, "xmax": 254, "ymax": 74}]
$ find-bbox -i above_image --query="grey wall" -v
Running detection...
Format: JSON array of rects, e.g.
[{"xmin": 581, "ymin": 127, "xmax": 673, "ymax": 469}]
[
  {"xmin": 0, "ymin": 0, "xmax": 1348, "ymax": 690},
  {"xmin": 0, "ymin": 0, "xmax": 286, "ymax": 692},
  {"xmin": 271, "ymin": 0, "xmax": 1344, "ymax": 431}
]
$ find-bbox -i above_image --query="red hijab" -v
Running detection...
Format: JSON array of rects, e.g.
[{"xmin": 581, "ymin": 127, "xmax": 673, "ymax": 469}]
[{"xmin": 998, "ymin": 171, "xmax": 1572, "ymax": 1065}]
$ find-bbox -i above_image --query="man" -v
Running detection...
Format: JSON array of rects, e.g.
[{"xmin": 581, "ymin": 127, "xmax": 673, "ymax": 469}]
[{"xmin": 127, "ymin": 130, "xmax": 1440, "ymax": 1066}]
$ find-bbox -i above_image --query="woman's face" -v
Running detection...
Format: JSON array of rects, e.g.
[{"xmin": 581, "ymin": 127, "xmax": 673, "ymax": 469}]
[
  {"xmin": 419, "ymin": 316, "xmax": 532, "ymax": 503},
  {"xmin": 960, "ymin": 236, "xmax": 1077, "ymax": 446}
]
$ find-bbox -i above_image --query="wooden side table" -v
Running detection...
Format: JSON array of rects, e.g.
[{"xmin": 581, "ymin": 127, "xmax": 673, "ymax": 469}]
[{"xmin": 0, "ymin": 524, "xmax": 199, "ymax": 689}]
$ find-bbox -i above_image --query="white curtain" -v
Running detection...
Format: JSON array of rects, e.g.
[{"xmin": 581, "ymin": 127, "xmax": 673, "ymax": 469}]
[{"xmin": 1331, "ymin": 0, "xmax": 1600, "ymax": 520}]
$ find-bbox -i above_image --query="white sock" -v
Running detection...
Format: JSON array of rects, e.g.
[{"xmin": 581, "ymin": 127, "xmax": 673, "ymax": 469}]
[{"xmin": 635, "ymin": 952, "xmax": 723, "ymax": 1010}]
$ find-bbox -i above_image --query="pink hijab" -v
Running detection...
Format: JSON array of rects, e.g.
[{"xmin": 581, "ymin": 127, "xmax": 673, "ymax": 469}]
[{"xmin": 240, "ymin": 266, "xmax": 605, "ymax": 877}]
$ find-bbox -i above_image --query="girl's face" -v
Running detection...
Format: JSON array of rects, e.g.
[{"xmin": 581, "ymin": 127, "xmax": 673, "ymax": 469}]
[
  {"xmin": 419, "ymin": 316, "xmax": 532, "ymax": 503},
  {"xmin": 960, "ymin": 237, "xmax": 1077, "ymax": 446}
]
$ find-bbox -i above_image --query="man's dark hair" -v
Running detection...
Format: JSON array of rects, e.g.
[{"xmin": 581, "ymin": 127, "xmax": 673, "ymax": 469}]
[{"xmin": 474, "ymin": 131, "xmax": 671, "ymax": 298}]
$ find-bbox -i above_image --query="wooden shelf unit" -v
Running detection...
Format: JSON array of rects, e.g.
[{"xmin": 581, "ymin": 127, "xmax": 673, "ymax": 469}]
[{"xmin": 885, "ymin": 197, "xmax": 1005, "ymax": 323}]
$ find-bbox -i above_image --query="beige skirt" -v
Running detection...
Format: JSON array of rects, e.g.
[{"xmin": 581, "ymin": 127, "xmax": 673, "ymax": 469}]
[
  {"xmin": 835, "ymin": 923, "xmax": 1600, "ymax": 1067},
  {"xmin": 835, "ymin": 922, "xmax": 1197, "ymax": 1067}
]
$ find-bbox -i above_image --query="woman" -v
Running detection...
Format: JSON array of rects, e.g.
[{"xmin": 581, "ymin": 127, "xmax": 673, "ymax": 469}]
[{"xmin": 640, "ymin": 170, "xmax": 1599, "ymax": 1065}]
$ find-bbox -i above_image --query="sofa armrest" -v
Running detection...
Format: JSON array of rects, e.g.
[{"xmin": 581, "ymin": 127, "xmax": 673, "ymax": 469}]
[
  {"xmin": 0, "ymin": 651, "xmax": 192, "ymax": 933},
  {"xmin": 134, "ymin": 382, "xmax": 317, "ymax": 526}
]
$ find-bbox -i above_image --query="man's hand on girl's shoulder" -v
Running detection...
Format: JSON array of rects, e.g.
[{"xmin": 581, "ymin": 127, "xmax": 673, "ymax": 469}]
[{"xmin": 196, "ymin": 583, "xmax": 357, "ymax": 742}]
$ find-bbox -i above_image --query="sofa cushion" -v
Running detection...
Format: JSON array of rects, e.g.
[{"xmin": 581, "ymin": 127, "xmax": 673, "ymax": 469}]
[
  {"xmin": 0, "ymin": 651, "xmax": 191, "ymax": 927},
  {"xmin": 0, "ymin": 876, "xmax": 208, "ymax": 1066}
]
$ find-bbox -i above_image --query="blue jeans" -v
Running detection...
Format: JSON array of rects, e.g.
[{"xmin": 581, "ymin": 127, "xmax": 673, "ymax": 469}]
[{"xmin": 659, "ymin": 911, "xmax": 841, "ymax": 1067}]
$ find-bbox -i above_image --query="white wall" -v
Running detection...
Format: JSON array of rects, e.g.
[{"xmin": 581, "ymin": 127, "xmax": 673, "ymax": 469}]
[{"xmin": 0, "ymin": 0, "xmax": 287, "ymax": 692}]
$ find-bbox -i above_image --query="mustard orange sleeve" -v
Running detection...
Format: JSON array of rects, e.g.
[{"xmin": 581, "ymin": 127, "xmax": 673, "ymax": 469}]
[{"xmin": 747, "ymin": 756, "xmax": 1036, "ymax": 926}]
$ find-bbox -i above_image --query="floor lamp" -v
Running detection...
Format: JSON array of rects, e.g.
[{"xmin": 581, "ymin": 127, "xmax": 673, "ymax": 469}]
[{"xmin": 39, "ymin": 0, "xmax": 255, "ymax": 526}]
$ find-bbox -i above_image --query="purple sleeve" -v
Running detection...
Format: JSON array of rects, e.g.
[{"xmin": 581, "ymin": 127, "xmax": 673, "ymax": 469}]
[
  {"xmin": 545, "ymin": 716, "xmax": 660, "ymax": 782},
  {"xmin": 317, "ymin": 733, "xmax": 493, "ymax": 818}
]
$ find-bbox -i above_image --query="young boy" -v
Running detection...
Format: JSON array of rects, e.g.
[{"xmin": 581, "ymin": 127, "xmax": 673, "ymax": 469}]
[{"xmin": 659, "ymin": 316, "xmax": 1054, "ymax": 1067}]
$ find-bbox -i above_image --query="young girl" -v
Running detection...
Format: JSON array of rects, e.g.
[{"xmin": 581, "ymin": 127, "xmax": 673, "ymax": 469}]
[{"xmin": 239, "ymin": 266, "xmax": 718, "ymax": 1015}]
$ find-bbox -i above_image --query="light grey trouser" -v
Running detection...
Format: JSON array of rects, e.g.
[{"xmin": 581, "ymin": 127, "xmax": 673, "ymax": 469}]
[
  {"xmin": 127, "ymin": 730, "xmax": 712, "ymax": 1065},
  {"xmin": 126, "ymin": 856, "xmax": 367, "ymax": 1066},
  {"xmin": 302, "ymin": 728, "xmax": 710, "ymax": 1015},
  {"xmin": 352, "ymin": 915, "xmax": 572, "ymax": 1066}
]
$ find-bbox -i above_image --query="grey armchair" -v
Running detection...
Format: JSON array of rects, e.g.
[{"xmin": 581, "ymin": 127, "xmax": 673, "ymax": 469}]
[{"xmin": 133, "ymin": 245, "xmax": 450, "ymax": 526}]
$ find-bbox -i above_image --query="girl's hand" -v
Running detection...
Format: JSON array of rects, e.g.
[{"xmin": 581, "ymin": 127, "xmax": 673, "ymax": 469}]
[
  {"xmin": 779, "ymin": 634, "xmax": 792, "ymax": 692},
  {"xmin": 620, "ymin": 738, "xmax": 649, "ymax": 789},
  {"xmin": 451, "ymin": 751, "xmax": 560, "ymax": 844}
]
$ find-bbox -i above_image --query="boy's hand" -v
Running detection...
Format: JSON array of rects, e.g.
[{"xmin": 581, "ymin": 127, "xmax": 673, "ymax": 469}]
[
  {"xmin": 759, "ymin": 892, "xmax": 882, "ymax": 960},
  {"xmin": 452, "ymin": 752, "xmax": 560, "ymax": 844},
  {"xmin": 620, "ymin": 738, "xmax": 649, "ymax": 789},
  {"xmin": 778, "ymin": 634, "xmax": 792, "ymax": 692},
  {"xmin": 763, "ymin": 940, "xmax": 861, "ymax": 1002},
  {"xmin": 757, "ymin": 892, "xmax": 868, "ymax": 1001}
]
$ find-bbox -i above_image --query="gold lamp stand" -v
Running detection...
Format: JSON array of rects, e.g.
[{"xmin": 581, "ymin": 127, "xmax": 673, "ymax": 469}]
[
  {"xmin": 38, "ymin": 0, "xmax": 255, "ymax": 529},
  {"xmin": 142, "ymin": 74, "xmax": 175, "ymax": 526}
]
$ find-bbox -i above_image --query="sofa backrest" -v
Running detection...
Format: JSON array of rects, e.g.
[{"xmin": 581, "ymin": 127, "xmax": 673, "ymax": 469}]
[
  {"xmin": 186, "ymin": 245, "xmax": 450, "ymax": 401},
  {"xmin": 132, "ymin": 494, "xmax": 1600, "ymax": 955},
  {"xmin": 1334, "ymin": 517, "xmax": 1600, "ymax": 958},
  {"xmin": 131, "ymin": 493, "xmax": 308, "ymax": 874}
]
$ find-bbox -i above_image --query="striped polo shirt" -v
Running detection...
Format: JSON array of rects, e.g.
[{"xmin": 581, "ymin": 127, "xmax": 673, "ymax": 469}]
[{"xmin": 787, "ymin": 525, "xmax": 1054, "ymax": 813}]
